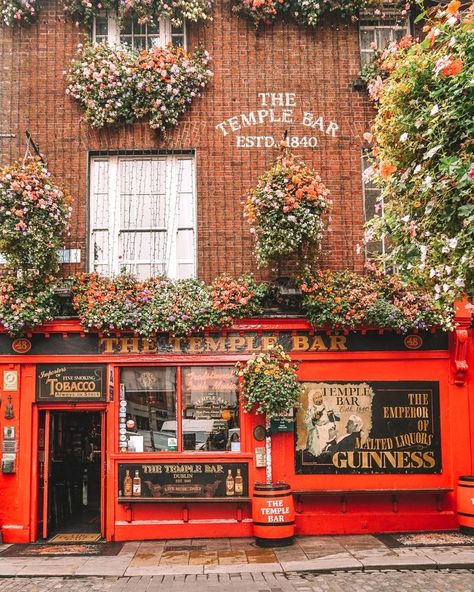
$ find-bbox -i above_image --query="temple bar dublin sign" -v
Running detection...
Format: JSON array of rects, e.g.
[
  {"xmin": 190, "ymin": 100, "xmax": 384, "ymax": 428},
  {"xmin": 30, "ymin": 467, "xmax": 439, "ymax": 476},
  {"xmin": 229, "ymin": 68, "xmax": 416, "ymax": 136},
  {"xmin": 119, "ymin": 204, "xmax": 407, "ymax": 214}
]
[
  {"xmin": 36, "ymin": 364, "xmax": 106, "ymax": 401},
  {"xmin": 118, "ymin": 462, "xmax": 249, "ymax": 499},
  {"xmin": 295, "ymin": 381, "xmax": 441, "ymax": 474},
  {"xmin": 1, "ymin": 330, "xmax": 448, "ymax": 356}
]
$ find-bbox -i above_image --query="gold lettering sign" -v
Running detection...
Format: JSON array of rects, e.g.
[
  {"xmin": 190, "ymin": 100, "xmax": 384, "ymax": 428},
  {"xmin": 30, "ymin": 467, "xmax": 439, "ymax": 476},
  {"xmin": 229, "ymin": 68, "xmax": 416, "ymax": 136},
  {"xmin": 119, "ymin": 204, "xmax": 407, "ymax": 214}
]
[{"xmin": 98, "ymin": 333, "xmax": 348, "ymax": 354}]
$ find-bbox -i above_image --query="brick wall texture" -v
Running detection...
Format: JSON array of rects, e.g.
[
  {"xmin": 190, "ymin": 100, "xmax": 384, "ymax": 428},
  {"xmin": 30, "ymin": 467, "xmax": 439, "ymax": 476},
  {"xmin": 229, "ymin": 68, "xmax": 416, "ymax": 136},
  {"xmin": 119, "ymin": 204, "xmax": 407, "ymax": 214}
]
[{"xmin": 0, "ymin": 0, "xmax": 375, "ymax": 282}]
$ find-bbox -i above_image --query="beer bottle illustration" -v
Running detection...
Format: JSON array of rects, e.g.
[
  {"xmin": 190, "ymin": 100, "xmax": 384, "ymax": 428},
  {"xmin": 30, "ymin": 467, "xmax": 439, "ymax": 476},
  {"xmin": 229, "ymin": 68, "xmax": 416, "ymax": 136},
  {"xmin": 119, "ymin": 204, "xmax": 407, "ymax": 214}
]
[
  {"xmin": 234, "ymin": 468, "xmax": 243, "ymax": 496},
  {"xmin": 132, "ymin": 469, "xmax": 142, "ymax": 497},
  {"xmin": 226, "ymin": 469, "xmax": 235, "ymax": 496},
  {"xmin": 124, "ymin": 469, "xmax": 133, "ymax": 497}
]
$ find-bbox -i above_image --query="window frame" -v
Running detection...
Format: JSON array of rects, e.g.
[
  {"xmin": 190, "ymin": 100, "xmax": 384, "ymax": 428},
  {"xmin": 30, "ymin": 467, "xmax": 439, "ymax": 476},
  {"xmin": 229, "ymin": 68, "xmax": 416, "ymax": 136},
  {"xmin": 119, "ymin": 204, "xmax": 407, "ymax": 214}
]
[
  {"xmin": 361, "ymin": 151, "xmax": 386, "ymax": 258},
  {"xmin": 358, "ymin": 7, "xmax": 411, "ymax": 70},
  {"xmin": 88, "ymin": 151, "xmax": 197, "ymax": 280},
  {"xmin": 92, "ymin": 11, "xmax": 187, "ymax": 50},
  {"xmin": 117, "ymin": 364, "xmax": 243, "ymax": 455}
]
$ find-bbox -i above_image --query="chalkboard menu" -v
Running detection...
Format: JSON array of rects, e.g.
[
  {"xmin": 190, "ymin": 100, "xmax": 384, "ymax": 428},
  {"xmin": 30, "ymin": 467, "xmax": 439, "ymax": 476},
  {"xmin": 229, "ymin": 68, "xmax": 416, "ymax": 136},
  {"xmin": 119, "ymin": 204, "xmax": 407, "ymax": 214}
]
[
  {"xmin": 295, "ymin": 381, "xmax": 441, "ymax": 474},
  {"xmin": 118, "ymin": 462, "xmax": 249, "ymax": 498},
  {"xmin": 36, "ymin": 364, "xmax": 106, "ymax": 401}
]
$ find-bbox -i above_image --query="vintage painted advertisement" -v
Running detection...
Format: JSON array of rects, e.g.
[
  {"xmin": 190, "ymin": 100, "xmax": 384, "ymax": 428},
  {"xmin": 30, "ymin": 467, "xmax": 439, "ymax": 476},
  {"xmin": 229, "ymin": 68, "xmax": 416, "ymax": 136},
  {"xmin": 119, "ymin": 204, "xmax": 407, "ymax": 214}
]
[
  {"xmin": 36, "ymin": 365, "xmax": 106, "ymax": 401},
  {"xmin": 295, "ymin": 381, "xmax": 441, "ymax": 474}
]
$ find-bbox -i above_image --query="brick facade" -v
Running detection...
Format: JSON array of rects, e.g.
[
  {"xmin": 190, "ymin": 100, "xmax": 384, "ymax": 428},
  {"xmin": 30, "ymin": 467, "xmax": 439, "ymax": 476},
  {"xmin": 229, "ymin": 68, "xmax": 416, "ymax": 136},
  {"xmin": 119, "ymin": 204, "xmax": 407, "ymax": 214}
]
[{"xmin": 0, "ymin": 0, "xmax": 374, "ymax": 281}]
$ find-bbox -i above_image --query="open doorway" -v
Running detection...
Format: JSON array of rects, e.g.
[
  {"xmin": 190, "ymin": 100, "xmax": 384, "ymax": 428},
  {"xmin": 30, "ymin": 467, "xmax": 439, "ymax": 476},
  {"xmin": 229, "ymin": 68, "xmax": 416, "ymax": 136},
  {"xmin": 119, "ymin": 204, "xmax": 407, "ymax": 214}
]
[{"xmin": 39, "ymin": 411, "xmax": 102, "ymax": 538}]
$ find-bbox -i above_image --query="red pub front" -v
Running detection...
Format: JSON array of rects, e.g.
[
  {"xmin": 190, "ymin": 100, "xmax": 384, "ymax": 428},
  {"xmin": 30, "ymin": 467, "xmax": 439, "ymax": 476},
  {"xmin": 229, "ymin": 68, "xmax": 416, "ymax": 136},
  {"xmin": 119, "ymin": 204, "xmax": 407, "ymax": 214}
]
[{"xmin": 0, "ymin": 308, "xmax": 472, "ymax": 543}]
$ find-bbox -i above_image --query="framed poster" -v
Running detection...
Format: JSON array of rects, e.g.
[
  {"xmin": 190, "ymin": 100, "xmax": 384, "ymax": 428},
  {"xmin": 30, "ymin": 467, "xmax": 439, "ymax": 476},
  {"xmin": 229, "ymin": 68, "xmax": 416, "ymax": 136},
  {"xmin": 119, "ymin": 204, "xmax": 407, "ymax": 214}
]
[{"xmin": 295, "ymin": 381, "xmax": 441, "ymax": 474}]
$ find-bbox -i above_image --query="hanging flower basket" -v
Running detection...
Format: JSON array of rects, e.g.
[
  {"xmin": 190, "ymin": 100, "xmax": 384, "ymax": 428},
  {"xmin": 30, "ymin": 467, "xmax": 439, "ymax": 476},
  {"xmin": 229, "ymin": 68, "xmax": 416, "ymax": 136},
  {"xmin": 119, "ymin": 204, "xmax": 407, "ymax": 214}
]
[
  {"xmin": 65, "ymin": 43, "xmax": 213, "ymax": 131},
  {"xmin": 235, "ymin": 345, "xmax": 303, "ymax": 420},
  {"xmin": 244, "ymin": 148, "xmax": 331, "ymax": 267},
  {"xmin": 0, "ymin": 158, "xmax": 71, "ymax": 280}
]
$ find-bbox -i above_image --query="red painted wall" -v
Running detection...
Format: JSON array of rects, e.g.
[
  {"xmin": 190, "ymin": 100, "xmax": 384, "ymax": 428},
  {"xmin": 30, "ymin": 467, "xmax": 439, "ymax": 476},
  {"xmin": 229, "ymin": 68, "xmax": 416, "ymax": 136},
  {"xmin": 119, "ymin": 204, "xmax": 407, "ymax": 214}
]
[{"xmin": 0, "ymin": 320, "xmax": 472, "ymax": 542}]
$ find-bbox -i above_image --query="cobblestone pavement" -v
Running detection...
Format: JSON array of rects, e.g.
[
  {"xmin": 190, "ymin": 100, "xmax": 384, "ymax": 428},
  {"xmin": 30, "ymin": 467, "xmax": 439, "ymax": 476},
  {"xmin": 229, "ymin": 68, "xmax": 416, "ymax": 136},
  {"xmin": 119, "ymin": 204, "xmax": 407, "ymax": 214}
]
[{"xmin": 0, "ymin": 570, "xmax": 473, "ymax": 591}]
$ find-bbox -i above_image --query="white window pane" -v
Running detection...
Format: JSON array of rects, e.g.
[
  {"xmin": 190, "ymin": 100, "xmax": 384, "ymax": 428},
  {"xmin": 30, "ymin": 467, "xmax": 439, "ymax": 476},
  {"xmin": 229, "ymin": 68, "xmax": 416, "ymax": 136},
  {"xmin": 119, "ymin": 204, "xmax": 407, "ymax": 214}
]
[
  {"xmin": 177, "ymin": 158, "xmax": 194, "ymax": 193},
  {"xmin": 93, "ymin": 263, "xmax": 110, "ymax": 275},
  {"xmin": 376, "ymin": 29, "xmax": 393, "ymax": 47},
  {"xmin": 119, "ymin": 231, "xmax": 167, "ymax": 262},
  {"xmin": 177, "ymin": 229, "xmax": 194, "ymax": 261},
  {"xmin": 125, "ymin": 263, "xmax": 165, "ymax": 280},
  {"xmin": 90, "ymin": 154, "xmax": 195, "ymax": 279},
  {"xmin": 177, "ymin": 193, "xmax": 194, "ymax": 228},
  {"xmin": 90, "ymin": 161, "xmax": 110, "ymax": 229},
  {"xmin": 91, "ymin": 230, "xmax": 109, "ymax": 263},
  {"xmin": 178, "ymin": 263, "xmax": 195, "ymax": 279},
  {"xmin": 121, "ymin": 194, "xmax": 166, "ymax": 229},
  {"xmin": 95, "ymin": 16, "xmax": 108, "ymax": 38},
  {"xmin": 360, "ymin": 29, "xmax": 374, "ymax": 50}
]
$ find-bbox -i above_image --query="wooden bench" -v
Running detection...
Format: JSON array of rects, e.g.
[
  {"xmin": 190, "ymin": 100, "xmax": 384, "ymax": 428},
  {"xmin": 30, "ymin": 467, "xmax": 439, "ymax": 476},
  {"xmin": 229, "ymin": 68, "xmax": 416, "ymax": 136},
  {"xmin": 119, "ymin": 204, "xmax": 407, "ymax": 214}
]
[
  {"xmin": 117, "ymin": 496, "xmax": 251, "ymax": 523},
  {"xmin": 293, "ymin": 488, "xmax": 453, "ymax": 514}
]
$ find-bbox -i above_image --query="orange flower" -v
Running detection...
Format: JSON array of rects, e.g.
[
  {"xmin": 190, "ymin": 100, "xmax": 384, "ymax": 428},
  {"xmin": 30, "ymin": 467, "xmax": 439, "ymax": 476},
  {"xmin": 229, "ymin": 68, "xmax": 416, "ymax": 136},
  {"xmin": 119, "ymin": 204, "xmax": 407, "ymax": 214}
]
[
  {"xmin": 379, "ymin": 162, "xmax": 397, "ymax": 178},
  {"xmin": 440, "ymin": 58, "xmax": 464, "ymax": 77},
  {"xmin": 447, "ymin": 0, "xmax": 461, "ymax": 14}
]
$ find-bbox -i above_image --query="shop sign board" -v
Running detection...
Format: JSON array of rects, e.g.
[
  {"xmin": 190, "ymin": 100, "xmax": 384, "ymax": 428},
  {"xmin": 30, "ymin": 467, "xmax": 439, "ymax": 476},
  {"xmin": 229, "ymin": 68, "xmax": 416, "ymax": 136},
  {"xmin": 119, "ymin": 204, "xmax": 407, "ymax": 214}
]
[
  {"xmin": 36, "ymin": 364, "xmax": 106, "ymax": 401},
  {"xmin": 0, "ymin": 330, "xmax": 448, "ymax": 355},
  {"xmin": 271, "ymin": 410, "xmax": 295, "ymax": 433},
  {"xmin": 295, "ymin": 381, "xmax": 441, "ymax": 474},
  {"xmin": 118, "ymin": 462, "xmax": 249, "ymax": 498}
]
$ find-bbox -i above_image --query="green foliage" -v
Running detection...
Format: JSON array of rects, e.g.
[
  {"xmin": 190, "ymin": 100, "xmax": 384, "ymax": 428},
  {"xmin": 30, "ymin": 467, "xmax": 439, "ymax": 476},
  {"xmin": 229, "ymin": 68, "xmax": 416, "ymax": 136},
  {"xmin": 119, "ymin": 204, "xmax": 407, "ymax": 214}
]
[
  {"xmin": 364, "ymin": 6, "xmax": 474, "ymax": 299},
  {"xmin": 0, "ymin": 276, "xmax": 59, "ymax": 335},
  {"xmin": 0, "ymin": 159, "xmax": 71, "ymax": 281},
  {"xmin": 244, "ymin": 150, "xmax": 331, "ymax": 267},
  {"xmin": 233, "ymin": 0, "xmax": 370, "ymax": 27},
  {"xmin": 299, "ymin": 267, "xmax": 455, "ymax": 331},
  {"xmin": 235, "ymin": 345, "xmax": 303, "ymax": 419},
  {"xmin": 66, "ymin": 43, "xmax": 213, "ymax": 132},
  {"xmin": 71, "ymin": 272, "xmax": 268, "ymax": 337}
]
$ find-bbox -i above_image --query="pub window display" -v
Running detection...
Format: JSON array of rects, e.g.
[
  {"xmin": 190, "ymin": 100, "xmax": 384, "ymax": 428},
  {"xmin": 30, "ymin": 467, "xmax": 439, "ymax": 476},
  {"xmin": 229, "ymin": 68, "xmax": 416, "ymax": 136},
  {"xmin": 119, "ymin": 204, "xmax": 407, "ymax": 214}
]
[{"xmin": 120, "ymin": 366, "xmax": 239, "ymax": 453}]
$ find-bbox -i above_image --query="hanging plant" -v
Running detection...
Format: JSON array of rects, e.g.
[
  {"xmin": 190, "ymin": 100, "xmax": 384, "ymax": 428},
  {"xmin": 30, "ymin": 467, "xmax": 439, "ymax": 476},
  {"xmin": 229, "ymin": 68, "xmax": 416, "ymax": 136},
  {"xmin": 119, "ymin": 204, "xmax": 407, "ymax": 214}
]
[
  {"xmin": 244, "ymin": 148, "xmax": 331, "ymax": 267},
  {"xmin": 235, "ymin": 345, "xmax": 303, "ymax": 419},
  {"xmin": 299, "ymin": 267, "xmax": 455, "ymax": 331},
  {"xmin": 232, "ymin": 0, "xmax": 371, "ymax": 28},
  {"xmin": 363, "ymin": 2, "xmax": 474, "ymax": 300},
  {"xmin": 66, "ymin": 43, "xmax": 213, "ymax": 131},
  {"xmin": 0, "ymin": 0, "xmax": 37, "ymax": 25},
  {"xmin": 0, "ymin": 158, "xmax": 71, "ymax": 280},
  {"xmin": 71, "ymin": 272, "xmax": 267, "ymax": 337},
  {"xmin": 63, "ymin": 0, "xmax": 213, "ymax": 26}
]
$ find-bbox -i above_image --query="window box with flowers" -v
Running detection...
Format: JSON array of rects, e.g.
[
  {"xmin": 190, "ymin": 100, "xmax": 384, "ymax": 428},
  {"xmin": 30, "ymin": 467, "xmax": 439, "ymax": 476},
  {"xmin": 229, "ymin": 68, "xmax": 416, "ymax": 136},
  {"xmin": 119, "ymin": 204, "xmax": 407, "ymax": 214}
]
[
  {"xmin": 232, "ymin": 0, "xmax": 370, "ymax": 28},
  {"xmin": 65, "ymin": 42, "xmax": 213, "ymax": 131},
  {"xmin": 1, "ymin": 0, "xmax": 212, "ymax": 27}
]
